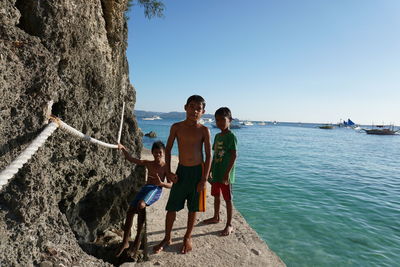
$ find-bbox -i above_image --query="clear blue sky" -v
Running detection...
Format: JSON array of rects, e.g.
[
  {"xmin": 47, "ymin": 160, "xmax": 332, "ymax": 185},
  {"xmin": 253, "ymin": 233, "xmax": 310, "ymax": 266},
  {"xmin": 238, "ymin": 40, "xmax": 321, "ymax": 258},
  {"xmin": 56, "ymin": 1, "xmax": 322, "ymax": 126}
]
[{"xmin": 126, "ymin": 0, "xmax": 400, "ymax": 124}]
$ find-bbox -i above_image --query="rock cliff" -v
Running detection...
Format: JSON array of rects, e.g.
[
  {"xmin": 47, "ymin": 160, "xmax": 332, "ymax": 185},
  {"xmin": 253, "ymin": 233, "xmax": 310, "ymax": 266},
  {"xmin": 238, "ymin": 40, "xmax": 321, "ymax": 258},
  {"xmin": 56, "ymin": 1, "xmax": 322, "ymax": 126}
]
[{"xmin": 0, "ymin": 0, "xmax": 142, "ymax": 266}]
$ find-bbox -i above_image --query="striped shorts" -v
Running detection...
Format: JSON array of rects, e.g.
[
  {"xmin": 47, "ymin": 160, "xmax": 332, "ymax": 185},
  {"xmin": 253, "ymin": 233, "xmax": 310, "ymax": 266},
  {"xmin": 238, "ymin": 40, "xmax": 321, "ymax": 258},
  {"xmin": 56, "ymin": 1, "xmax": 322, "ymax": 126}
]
[{"xmin": 130, "ymin": 184, "xmax": 162, "ymax": 208}]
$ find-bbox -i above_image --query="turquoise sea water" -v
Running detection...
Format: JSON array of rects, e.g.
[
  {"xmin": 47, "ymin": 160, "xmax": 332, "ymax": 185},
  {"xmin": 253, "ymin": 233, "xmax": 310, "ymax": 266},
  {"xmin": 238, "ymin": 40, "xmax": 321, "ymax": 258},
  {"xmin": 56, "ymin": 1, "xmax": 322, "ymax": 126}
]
[{"xmin": 138, "ymin": 119, "xmax": 400, "ymax": 266}]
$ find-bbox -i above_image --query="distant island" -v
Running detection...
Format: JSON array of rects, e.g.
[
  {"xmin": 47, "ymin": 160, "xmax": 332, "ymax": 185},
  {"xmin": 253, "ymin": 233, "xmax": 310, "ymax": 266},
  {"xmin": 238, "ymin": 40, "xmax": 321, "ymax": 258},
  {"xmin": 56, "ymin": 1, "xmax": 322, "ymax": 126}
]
[{"xmin": 134, "ymin": 110, "xmax": 215, "ymax": 120}]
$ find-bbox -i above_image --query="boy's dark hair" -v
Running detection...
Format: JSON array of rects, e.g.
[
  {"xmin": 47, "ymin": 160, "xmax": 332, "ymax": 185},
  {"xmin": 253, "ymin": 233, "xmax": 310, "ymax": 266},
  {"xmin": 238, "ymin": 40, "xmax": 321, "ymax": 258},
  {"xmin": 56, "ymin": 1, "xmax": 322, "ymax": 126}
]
[
  {"xmin": 151, "ymin": 141, "xmax": 165, "ymax": 152},
  {"xmin": 186, "ymin": 95, "xmax": 206, "ymax": 109},
  {"xmin": 215, "ymin": 107, "xmax": 233, "ymax": 121}
]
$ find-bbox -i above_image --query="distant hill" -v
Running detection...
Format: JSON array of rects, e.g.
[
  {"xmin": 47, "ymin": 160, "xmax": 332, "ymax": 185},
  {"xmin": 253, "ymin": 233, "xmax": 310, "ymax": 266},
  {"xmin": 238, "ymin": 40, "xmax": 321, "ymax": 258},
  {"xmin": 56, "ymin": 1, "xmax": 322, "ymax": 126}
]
[{"xmin": 134, "ymin": 110, "xmax": 214, "ymax": 120}]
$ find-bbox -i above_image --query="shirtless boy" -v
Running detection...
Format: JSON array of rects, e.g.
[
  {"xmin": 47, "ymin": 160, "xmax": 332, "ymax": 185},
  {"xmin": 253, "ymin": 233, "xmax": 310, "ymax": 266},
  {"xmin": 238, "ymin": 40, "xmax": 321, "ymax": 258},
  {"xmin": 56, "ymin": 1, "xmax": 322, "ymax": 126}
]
[
  {"xmin": 154, "ymin": 95, "xmax": 212, "ymax": 254},
  {"xmin": 116, "ymin": 141, "xmax": 171, "ymax": 257}
]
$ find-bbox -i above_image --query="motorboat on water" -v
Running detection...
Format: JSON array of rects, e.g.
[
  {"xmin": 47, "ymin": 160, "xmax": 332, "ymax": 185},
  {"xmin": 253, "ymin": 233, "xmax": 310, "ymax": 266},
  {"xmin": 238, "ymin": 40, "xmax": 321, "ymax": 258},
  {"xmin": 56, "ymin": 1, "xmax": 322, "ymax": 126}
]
[
  {"xmin": 240, "ymin": 121, "xmax": 254, "ymax": 126},
  {"xmin": 319, "ymin": 124, "xmax": 334, "ymax": 129},
  {"xmin": 199, "ymin": 118, "xmax": 213, "ymax": 124},
  {"xmin": 142, "ymin": 115, "xmax": 162, "ymax": 121}
]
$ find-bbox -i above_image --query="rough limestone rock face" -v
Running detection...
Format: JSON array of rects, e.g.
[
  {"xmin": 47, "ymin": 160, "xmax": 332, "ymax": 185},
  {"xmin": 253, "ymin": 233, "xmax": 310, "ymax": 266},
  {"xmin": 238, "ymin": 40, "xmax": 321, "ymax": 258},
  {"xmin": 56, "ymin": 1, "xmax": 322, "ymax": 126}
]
[{"xmin": 0, "ymin": 0, "xmax": 143, "ymax": 266}]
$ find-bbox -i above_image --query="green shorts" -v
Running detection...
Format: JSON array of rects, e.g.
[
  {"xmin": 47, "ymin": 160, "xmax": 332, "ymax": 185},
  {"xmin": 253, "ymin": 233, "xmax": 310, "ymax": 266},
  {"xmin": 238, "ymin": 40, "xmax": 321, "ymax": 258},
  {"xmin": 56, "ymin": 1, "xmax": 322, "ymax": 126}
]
[{"xmin": 166, "ymin": 164, "xmax": 206, "ymax": 212}]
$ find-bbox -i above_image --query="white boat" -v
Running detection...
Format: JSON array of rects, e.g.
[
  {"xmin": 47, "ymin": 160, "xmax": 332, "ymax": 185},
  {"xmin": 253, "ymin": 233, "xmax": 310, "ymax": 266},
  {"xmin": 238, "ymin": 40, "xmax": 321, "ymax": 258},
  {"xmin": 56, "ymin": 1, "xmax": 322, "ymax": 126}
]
[
  {"xmin": 142, "ymin": 115, "xmax": 162, "ymax": 121},
  {"xmin": 200, "ymin": 118, "xmax": 214, "ymax": 124},
  {"xmin": 257, "ymin": 121, "xmax": 267, "ymax": 126},
  {"xmin": 242, "ymin": 121, "xmax": 254, "ymax": 126}
]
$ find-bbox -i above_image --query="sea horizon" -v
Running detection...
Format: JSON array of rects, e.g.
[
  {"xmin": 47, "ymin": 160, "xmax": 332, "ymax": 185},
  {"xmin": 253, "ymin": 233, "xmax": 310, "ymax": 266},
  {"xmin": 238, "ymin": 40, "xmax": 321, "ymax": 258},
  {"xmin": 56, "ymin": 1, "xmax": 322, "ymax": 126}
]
[{"xmin": 134, "ymin": 110, "xmax": 400, "ymax": 128}]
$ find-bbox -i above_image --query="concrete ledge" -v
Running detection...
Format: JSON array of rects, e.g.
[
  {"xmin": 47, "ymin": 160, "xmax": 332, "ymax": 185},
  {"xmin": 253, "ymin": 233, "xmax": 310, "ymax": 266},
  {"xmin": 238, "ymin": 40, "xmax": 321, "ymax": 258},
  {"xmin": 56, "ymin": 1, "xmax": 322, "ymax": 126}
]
[{"xmin": 125, "ymin": 149, "xmax": 285, "ymax": 266}]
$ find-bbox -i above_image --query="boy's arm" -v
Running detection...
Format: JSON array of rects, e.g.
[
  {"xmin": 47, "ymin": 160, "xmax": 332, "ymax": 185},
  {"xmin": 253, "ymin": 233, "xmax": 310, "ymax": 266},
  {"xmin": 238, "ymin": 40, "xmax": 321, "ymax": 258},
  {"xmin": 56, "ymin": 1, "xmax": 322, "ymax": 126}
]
[
  {"xmin": 222, "ymin": 150, "xmax": 237, "ymax": 184},
  {"xmin": 222, "ymin": 134, "xmax": 238, "ymax": 184},
  {"xmin": 165, "ymin": 124, "xmax": 178, "ymax": 183},
  {"xmin": 197, "ymin": 127, "xmax": 212, "ymax": 192},
  {"xmin": 161, "ymin": 181, "xmax": 173, "ymax": 188},
  {"xmin": 208, "ymin": 135, "xmax": 215, "ymax": 183},
  {"xmin": 118, "ymin": 144, "xmax": 146, "ymax": 165}
]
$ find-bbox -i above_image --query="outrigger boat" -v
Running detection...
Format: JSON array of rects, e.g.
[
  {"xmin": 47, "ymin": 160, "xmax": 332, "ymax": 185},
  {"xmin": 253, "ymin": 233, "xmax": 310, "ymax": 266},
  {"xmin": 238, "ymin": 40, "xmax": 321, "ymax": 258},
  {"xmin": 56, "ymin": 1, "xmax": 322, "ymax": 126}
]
[
  {"xmin": 363, "ymin": 125, "xmax": 399, "ymax": 135},
  {"xmin": 339, "ymin": 118, "xmax": 358, "ymax": 128}
]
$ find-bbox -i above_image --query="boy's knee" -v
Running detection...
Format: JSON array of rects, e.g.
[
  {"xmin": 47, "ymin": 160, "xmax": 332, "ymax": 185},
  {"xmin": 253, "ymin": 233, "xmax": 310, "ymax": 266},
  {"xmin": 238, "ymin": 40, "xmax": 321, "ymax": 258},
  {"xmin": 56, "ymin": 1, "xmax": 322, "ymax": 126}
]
[{"xmin": 137, "ymin": 200, "xmax": 146, "ymax": 210}]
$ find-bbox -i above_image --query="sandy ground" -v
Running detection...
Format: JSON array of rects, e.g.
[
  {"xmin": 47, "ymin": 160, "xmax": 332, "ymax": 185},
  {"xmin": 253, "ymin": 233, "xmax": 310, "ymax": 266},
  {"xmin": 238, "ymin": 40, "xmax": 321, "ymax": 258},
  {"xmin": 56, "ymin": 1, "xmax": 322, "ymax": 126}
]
[{"xmin": 121, "ymin": 149, "xmax": 285, "ymax": 267}]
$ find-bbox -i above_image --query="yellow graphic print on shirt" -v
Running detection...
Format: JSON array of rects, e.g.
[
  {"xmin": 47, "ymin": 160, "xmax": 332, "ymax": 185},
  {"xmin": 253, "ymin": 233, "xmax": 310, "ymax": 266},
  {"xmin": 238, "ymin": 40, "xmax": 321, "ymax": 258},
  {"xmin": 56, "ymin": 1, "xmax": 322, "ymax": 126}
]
[{"xmin": 214, "ymin": 141, "xmax": 225, "ymax": 163}]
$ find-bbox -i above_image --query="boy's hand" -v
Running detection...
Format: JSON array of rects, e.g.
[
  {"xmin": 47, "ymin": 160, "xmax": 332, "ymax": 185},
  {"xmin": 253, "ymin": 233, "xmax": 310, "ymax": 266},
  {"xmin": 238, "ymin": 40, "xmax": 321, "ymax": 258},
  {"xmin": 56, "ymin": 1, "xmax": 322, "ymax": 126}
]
[
  {"xmin": 167, "ymin": 172, "xmax": 178, "ymax": 183},
  {"xmin": 153, "ymin": 174, "xmax": 163, "ymax": 186},
  {"xmin": 222, "ymin": 173, "xmax": 230, "ymax": 185},
  {"xmin": 197, "ymin": 179, "xmax": 206, "ymax": 192},
  {"xmin": 117, "ymin": 143, "xmax": 126, "ymax": 151},
  {"xmin": 207, "ymin": 173, "xmax": 213, "ymax": 184}
]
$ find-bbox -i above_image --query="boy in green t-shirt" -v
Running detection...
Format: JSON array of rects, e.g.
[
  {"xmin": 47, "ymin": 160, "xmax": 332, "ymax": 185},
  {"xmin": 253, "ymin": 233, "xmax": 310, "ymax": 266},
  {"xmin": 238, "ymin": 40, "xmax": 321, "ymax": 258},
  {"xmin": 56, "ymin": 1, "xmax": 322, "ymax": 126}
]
[{"xmin": 203, "ymin": 107, "xmax": 237, "ymax": 236}]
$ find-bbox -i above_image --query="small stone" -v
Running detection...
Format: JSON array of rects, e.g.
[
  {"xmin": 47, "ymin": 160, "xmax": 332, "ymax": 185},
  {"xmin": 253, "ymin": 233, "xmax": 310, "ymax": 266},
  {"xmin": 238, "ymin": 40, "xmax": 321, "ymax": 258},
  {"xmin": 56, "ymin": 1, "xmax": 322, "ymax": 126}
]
[
  {"xmin": 145, "ymin": 131, "xmax": 157, "ymax": 138},
  {"xmin": 46, "ymin": 247, "xmax": 58, "ymax": 256}
]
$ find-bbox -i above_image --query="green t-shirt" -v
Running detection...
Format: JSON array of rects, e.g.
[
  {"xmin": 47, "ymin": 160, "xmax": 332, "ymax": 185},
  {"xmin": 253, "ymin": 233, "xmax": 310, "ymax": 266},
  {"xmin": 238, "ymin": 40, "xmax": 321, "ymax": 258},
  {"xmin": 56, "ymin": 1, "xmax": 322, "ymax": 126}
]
[{"xmin": 211, "ymin": 131, "xmax": 237, "ymax": 183}]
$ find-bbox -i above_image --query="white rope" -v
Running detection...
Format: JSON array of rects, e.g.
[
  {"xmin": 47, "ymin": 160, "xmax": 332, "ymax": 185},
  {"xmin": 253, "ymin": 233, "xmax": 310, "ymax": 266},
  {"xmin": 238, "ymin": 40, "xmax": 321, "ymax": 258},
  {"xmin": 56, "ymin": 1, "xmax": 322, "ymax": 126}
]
[
  {"xmin": 58, "ymin": 120, "xmax": 118, "ymax": 149},
  {"xmin": 117, "ymin": 102, "xmax": 125, "ymax": 144},
  {"xmin": 0, "ymin": 122, "xmax": 59, "ymax": 188},
  {"xmin": 0, "ymin": 107, "xmax": 126, "ymax": 190}
]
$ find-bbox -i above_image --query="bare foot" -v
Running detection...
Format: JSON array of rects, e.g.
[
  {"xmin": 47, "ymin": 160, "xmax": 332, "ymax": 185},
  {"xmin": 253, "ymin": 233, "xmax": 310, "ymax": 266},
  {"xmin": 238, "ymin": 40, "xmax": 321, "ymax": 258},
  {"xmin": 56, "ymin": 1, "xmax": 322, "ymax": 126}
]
[
  {"xmin": 181, "ymin": 237, "xmax": 192, "ymax": 254},
  {"xmin": 203, "ymin": 217, "xmax": 220, "ymax": 224},
  {"xmin": 153, "ymin": 238, "xmax": 172, "ymax": 254},
  {"xmin": 220, "ymin": 225, "xmax": 233, "ymax": 236},
  {"xmin": 115, "ymin": 241, "xmax": 129, "ymax": 257},
  {"xmin": 127, "ymin": 236, "xmax": 141, "ymax": 258}
]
